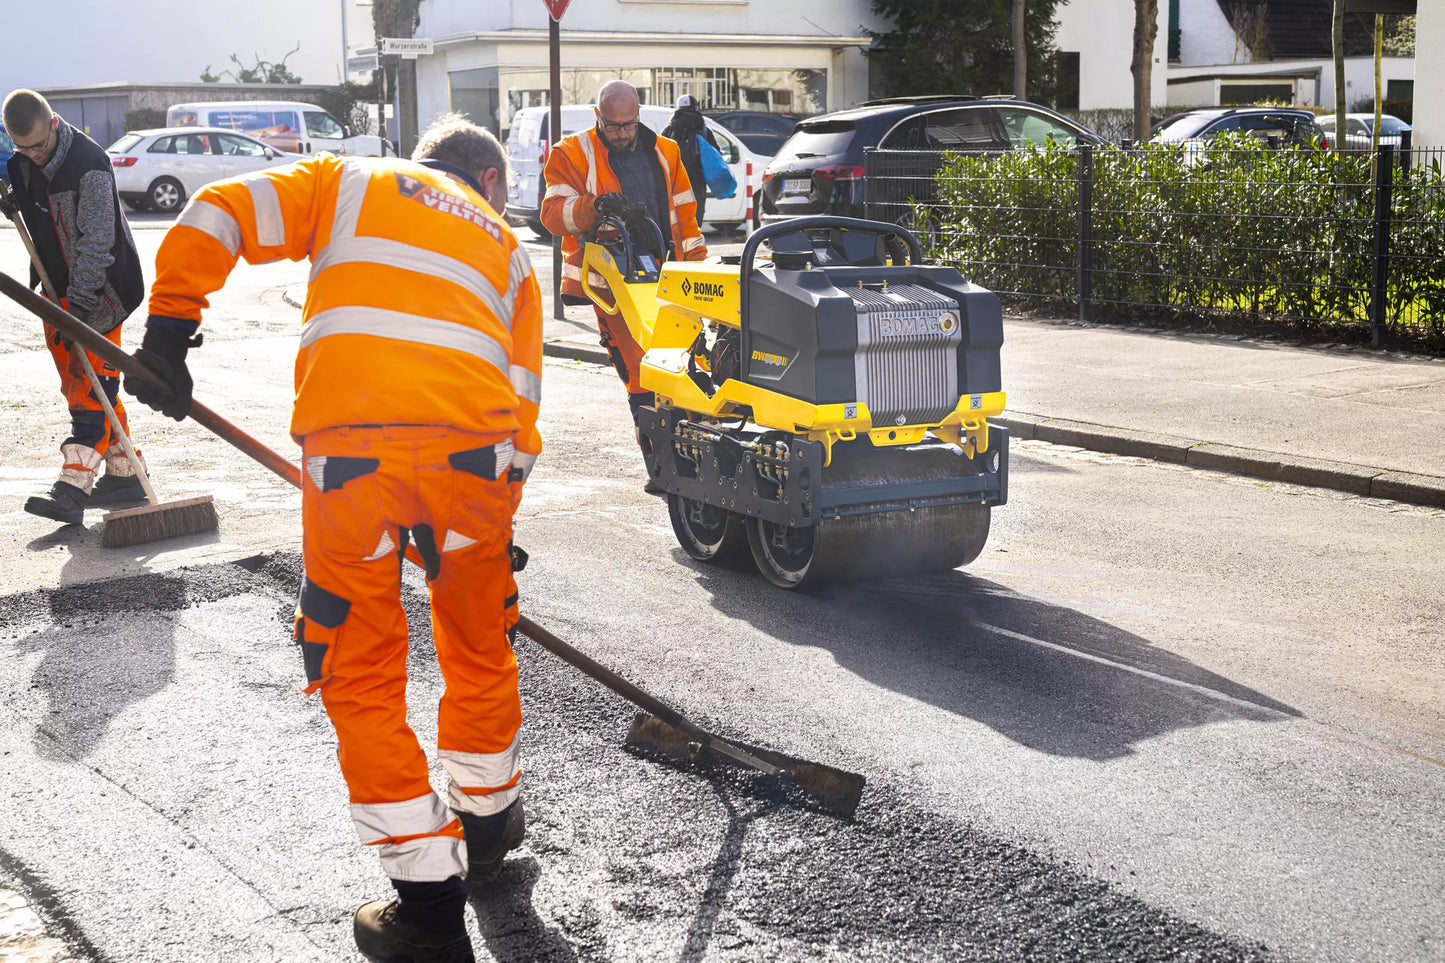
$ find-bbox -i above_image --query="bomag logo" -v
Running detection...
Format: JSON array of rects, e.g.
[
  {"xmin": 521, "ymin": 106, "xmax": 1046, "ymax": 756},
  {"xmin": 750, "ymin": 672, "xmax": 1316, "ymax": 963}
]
[
  {"xmin": 752, "ymin": 349, "xmax": 789, "ymax": 368},
  {"xmin": 872, "ymin": 315, "xmax": 953, "ymax": 336},
  {"xmin": 680, "ymin": 277, "xmax": 726, "ymax": 301}
]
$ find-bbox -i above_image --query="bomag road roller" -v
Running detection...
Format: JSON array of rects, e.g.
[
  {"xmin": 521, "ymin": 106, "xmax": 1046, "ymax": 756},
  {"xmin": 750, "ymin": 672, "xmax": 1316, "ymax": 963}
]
[{"xmin": 580, "ymin": 211, "xmax": 1008, "ymax": 589}]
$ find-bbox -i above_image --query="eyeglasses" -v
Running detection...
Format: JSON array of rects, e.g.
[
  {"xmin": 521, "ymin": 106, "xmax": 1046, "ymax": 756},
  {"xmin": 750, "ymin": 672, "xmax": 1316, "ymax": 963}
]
[
  {"xmin": 600, "ymin": 120, "xmax": 639, "ymax": 134},
  {"xmin": 12, "ymin": 125, "xmax": 53, "ymax": 156}
]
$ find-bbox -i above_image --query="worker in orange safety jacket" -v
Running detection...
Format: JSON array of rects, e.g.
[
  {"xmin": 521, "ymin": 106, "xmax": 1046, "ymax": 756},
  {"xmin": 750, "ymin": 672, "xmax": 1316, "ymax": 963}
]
[
  {"xmin": 123, "ymin": 115, "xmax": 541, "ymax": 963},
  {"xmin": 542, "ymin": 79, "xmax": 705, "ymax": 490}
]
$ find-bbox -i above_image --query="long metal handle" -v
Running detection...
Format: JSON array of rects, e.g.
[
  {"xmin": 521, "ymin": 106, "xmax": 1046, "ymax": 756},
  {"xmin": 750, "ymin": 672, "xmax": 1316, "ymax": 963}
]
[
  {"xmin": 0, "ymin": 183, "xmax": 159, "ymax": 503},
  {"xmin": 1, "ymin": 262, "xmax": 780, "ymax": 771},
  {"xmin": 0, "ymin": 270, "xmax": 302, "ymax": 489}
]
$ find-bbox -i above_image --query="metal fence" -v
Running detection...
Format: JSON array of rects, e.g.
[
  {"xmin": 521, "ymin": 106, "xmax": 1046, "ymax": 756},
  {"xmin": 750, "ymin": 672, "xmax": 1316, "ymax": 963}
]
[{"xmin": 864, "ymin": 144, "xmax": 1445, "ymax": 344}]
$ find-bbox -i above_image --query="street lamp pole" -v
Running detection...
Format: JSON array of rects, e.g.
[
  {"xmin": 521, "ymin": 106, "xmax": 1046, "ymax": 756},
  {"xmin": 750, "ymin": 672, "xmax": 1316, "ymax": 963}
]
[{"xmin": 340, "ymin": 0, "xmax": 349, "ymax": 83}]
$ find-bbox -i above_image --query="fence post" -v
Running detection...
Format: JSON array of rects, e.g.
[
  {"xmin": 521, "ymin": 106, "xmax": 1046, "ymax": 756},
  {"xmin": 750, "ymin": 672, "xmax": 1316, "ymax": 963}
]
[
  {"xmin": 1369, "ymin": 144, "xmax": 1395, "ymax": 348},
  {"xmin": 1077, "ymin": 144, "xmax": 1094, "ymax": 322}
]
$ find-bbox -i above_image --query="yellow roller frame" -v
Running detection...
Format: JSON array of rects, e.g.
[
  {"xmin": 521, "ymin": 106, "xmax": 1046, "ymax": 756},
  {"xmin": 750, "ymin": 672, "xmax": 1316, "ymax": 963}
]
[{"xmin": 582, "ymin": 240, "xmax": 1006, "ymax": 464}]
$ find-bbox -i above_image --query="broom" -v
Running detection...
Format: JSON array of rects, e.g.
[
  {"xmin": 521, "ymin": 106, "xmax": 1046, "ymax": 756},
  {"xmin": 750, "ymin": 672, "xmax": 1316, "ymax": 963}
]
[
  {"xmin": 0, "ymin": 268, "xmax": 866, "ymax": 818},
  {"xmin": 0, "ymin": 196, "xmax": 218, "ymax": 547}
]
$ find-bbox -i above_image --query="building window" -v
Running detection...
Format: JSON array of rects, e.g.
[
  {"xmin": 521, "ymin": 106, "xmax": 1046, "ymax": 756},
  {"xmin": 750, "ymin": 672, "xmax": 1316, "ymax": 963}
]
[
  {"xmin": 496, "ymin": 68, "xmax": 656, "ymax": 136},
  {"xmin": 655, "ymin": 66, "xmax": 825, "ymax": 116},
  {"xmin": 1219, "ymin": 82, "xmax": 1295, "ymax": 106},
  {"xmin": 1054, "ymin": 52, "xmax": 1080, "ymax": 111},
  {"xmin": 1386, "ymin": 79, "xmax": 1414, "ymax": 102},
  {"xmin": 450, "ymin": 67, "xmax": 501, "ymax": 135}
]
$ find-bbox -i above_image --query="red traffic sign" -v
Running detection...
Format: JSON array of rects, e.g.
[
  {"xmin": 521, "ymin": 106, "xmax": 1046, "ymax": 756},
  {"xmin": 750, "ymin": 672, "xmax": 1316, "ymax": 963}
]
[{"xmin": 544, "ymin": 0, "xmax": 571, "ymax": 19}]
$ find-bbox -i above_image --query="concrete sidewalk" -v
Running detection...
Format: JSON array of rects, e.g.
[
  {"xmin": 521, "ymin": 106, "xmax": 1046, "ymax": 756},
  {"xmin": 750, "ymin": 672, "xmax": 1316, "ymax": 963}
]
[{"xmin": 539, "ymin": 306, "xmax": 1445, "ymax": 509}]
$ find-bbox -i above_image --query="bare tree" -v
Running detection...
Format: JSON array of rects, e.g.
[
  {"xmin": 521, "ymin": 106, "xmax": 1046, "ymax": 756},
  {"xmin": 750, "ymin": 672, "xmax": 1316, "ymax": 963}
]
[
  {"xmin": 1012, "ymin": 0, "xmax": 1027, "ymax": 99},
  {"xmin": 1333, "ymin": 0, "xmax": 1346, "ymax": 139},
  {"xmin": 1372, "ymin": 13, "xmax": 1384, "ymax": 151},
  {"xmin": 1132, "ymin": 0, "xmax": 1159, "ymax": 142}
]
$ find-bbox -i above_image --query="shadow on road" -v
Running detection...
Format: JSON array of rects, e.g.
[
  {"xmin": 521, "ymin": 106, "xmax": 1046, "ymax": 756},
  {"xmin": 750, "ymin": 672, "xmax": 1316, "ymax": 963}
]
[
  {"xmin": 470, "ymin": 856, "xmax": 577, "ymax": 963},
  {"xmin": 678, "ymin": 789, "xmax": 782, "ymax": 963},
  {"xmin": 13, "ymin": 564, "xmax": 182, "ymax": 760},
  {"xmin": 688, "ymin": 561, "xmax": 1298, "ymax": 761}
]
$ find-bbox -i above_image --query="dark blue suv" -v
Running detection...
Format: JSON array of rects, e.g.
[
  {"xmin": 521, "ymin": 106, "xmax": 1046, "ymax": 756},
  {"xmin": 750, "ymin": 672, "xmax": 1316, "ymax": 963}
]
[{"xmin": 759, "ymin": 96, "xmax": 1104, "ymax": 224}]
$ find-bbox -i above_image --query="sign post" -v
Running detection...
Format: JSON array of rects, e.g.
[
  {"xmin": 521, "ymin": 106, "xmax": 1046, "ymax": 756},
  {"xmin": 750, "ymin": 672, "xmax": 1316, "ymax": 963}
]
[
  {"xmin": 546, "ymin": 1, "xmax": 570, "ymax": 320},
  {"xmin": 382, "ymin": 37, "xmax": 432, "ymax": 157}
]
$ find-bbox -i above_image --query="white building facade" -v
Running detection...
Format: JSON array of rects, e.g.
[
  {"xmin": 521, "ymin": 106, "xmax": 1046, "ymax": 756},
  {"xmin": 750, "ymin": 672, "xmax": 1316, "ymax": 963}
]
[
  {"xmin": 1413, "ymin": 2, "xmax": 1443, "ymax": 146},
  {"xmin": 409, "ymin": 0, "xmax": 880, "ymax": 137},
  {"xmin": 1054, "ymin": 0, "xmax": 1169, "ymax": 111}
]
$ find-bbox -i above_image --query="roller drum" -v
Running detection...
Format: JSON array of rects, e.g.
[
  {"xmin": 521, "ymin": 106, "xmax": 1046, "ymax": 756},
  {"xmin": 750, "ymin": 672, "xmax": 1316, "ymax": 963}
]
[{"xmin": 747, "ymin": 441, "xmax": 992, "ymax": 589}]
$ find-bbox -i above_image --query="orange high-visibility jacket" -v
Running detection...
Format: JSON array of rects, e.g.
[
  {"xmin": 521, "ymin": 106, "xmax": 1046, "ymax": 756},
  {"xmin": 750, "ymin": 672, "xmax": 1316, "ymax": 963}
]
[
  {"xmin": 541, "ymin": 125, "xmax": 706, "ymax": 300},
  {"xmin": 149, "ymin": 154, "xmax": 542, "ymax": 481}
]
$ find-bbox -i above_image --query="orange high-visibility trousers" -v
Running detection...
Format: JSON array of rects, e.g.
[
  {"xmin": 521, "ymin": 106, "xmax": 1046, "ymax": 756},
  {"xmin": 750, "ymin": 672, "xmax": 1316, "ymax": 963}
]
[
  {"xmin": 296, "ymin": 425, "xmax": 522, "ymax": 883},
  {"xmin": 44, "ymin": 322, "xmax": 134, "ymax": 466},
  {"xmin": 594, "ymin": 305, "xmax": 655, "ymax": 420}
]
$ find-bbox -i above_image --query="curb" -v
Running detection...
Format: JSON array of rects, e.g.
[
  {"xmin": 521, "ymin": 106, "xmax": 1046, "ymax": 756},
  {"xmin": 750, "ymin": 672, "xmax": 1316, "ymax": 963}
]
[
  {"xmin": 995, "ymin": 414, "xmax": 1445, "ymax": 510},
  {"xmin": 542, "ymin": 338, "xmax": 610, "ymax": 366}
]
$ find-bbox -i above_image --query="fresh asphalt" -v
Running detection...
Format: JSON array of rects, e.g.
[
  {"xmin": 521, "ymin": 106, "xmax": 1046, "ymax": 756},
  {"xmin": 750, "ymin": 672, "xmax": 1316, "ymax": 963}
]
[{"xmin": 1, "ymin": 218, "xmax": 1443, "ymax": 962}]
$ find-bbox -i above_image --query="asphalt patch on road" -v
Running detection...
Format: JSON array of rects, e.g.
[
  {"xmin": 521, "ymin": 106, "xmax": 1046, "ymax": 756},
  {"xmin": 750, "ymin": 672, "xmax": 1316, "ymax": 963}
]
[{"xmin": 1, "ymin": 554, "xmax": 1279, "ymax": 962}]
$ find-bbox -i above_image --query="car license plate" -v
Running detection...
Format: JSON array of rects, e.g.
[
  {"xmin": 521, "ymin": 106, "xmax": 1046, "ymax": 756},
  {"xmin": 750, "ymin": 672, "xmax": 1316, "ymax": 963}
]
[{"xmin": 783, "ymin": 177, "xmax": 812, "ymax": 195}]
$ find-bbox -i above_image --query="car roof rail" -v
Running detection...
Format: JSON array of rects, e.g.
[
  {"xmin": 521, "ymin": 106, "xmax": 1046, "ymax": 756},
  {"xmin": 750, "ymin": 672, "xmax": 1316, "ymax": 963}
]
[
  {"xmin": 857, "ymin": 95, "xmax": 975, "ymax": 107},
  {"xmin": 980, "ymin": 94, "xmax": 1017, "ymax": 100}
]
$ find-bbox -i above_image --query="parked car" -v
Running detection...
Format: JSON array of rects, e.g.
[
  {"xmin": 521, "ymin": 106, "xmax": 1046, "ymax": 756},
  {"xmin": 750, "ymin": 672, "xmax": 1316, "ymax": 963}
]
[
  {"xmin": 108, "ymin": 127, "xmax": 300, "ymax": 214},
  {"xmin": 1316, "ymin": 112, "xmax": 1411, "ymax": 151},
  {"xmin": 504, "ymin": 103, "xmax": 766, "ymax": 238},
  {"xmin": 166, "ymin": 101, "xmax": 392, "ymax": 157},
  {"xmin": 1152, "ymin": 107, "xmax": 1324, "ymax": 149},
  {"xmin": 0, "ymin": 124, "xmax": 12, "ymax": 185},
  {"xmin": 760, "ymin": 95, "xmax": 1105, "ymax": 226},
  {"xmin": 709, "ymin": 111, "xmax": 798, "ymax": 157}
]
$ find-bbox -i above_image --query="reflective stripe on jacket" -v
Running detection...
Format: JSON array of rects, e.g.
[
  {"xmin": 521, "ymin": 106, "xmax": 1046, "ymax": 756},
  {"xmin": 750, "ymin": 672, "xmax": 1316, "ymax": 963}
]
[
  {"xmin": 148, "ymin": 154, "xmax": 542, "ymax": 472},
  {"xmin": 540, "ymin": 126, "xmax": 706, "ymax": 300}
]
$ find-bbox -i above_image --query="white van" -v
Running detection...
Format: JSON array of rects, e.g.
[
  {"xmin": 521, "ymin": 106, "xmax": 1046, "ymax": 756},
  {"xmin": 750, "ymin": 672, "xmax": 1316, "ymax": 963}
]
[
  {"xmin": 504, "ymin": 104, "xmax": 763, "ymax": 237},
  {"xmin": 166, "ymin": 101, "xmax": 393, "ymax": 157}
]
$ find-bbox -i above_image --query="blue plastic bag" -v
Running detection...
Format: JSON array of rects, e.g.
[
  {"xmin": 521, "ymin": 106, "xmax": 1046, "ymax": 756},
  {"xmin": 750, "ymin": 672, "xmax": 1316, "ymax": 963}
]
[{"xmin": 697, "ymin": 133, "xmax": 737, "ymax": 199}]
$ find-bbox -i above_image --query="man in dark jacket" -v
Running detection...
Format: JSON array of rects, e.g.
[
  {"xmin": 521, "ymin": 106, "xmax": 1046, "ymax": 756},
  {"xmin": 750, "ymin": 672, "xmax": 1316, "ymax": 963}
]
[
  {"xmin": 661, "ymin": 94, "xmax": 720, "ymax": 225},
  {"xmin": 2, "ymin": 89, "xmax": 147, "ymax": 525}
]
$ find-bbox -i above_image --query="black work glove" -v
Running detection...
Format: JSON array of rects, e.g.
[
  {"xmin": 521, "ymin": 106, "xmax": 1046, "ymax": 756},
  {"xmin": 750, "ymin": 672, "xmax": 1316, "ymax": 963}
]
[
  {"xmin": 126, "ymin": 322, "xmax": 202, "ymax": 421},
  {"xmin": 0, "ymin": 195, "xmax": 17, "ymax": 220},
  {"xmin": 594, "ymin": 192, "xmax": 636, "ymax": 218}
]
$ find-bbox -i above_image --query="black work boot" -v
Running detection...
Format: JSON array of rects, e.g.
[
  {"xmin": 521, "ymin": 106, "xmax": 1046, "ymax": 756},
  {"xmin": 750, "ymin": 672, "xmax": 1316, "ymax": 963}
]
[
  {"xmin": 456, "ymin": 799, "xmax": 526, "ymax": 884},
  {"xmin": 354, "ymin": 878, "xmax": 474, "ymax": 962},
  {"xmin": 91, "ymin": 472, "xmax": 148, "ymax": 505},
  {"xmin": 24, "ymin": 480, "xmax": 90, "ymax": 526}
]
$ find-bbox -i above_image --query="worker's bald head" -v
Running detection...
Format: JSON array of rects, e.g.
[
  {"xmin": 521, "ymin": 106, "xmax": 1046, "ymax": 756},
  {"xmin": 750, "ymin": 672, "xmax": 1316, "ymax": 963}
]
[
  {"xmin": 597, "ymin": 80, "xmax": 639, "ymax": 115},
  {"xmin": 595, "ymin": 81, "xmax": 642, "ymax": 151}
]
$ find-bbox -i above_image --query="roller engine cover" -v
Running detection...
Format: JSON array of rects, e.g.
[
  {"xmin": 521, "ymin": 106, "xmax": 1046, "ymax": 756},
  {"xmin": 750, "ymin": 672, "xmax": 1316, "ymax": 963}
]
[{"xmin": 743, "ymin": 262, "xmax": 1002, "ymax": 426}]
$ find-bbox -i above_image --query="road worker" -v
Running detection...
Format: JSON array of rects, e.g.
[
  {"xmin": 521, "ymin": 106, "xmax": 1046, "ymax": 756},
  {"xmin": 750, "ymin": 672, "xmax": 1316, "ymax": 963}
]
[
  {"xmin": 2, "ymin": 89, "xmax": 147, "ymax": 525},
  {"xmin": 542, "ymin": 79, "xmax": 706, "ymax": 489},
  {"xmin": 124, "ymin": 114, "xmax": 542, "ymax": 963}
]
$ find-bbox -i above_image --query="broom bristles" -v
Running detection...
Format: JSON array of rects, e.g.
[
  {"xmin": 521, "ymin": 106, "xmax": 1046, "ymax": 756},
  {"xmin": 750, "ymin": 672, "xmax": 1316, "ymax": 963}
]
[{"xmin": 100, "ymin": 495, "xmax": 220, "ymax": 548}]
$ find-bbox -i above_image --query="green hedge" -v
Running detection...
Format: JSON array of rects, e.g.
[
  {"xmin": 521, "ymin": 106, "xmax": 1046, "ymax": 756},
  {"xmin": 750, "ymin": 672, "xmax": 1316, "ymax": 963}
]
[{"xmin": 930, "ymin": 137, "xmax": 1445, "ymax": 334}]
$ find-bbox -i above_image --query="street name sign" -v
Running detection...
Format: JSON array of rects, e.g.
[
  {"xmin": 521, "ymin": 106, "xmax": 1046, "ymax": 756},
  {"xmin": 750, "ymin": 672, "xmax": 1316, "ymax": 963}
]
[
  {"xmin": 381, "ymin": 38, "xmax": 434, "ymax": 59},
  {"xmin": 347, "ymin": 52, "xmax": 380, "ymax": 74}
]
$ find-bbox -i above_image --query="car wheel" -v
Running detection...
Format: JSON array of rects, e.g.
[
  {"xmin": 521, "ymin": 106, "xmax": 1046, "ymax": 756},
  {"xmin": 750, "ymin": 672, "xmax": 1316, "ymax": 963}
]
[
  {"xmin": 527, "ymin": 219, "xmax": 552, "ymax": 241},
  {"xmin": 147, "ymin": 178, "xmax": 184, "ymax": 214},
  {"xmin": 123, "ymin": 199, "xmax": 150, "ymax": 214}
]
